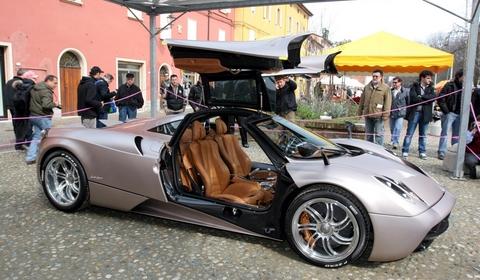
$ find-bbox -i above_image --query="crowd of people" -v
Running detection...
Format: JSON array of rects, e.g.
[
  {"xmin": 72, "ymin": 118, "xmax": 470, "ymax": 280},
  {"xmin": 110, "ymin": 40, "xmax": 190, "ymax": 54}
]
[
  {"xmin": 3, "ymin": 65, "xmax": 479, "ymax": 178},
  {"xmin": 77, "ymin": 66, "xmax": 144, "ymax": 128},
  {"xmin": 4, "ymin": 66, "xmax": 145, "ymax": 164},
  {"xmin": 357, "ymin": 68, "xmax": 480, "ymax": 179}
]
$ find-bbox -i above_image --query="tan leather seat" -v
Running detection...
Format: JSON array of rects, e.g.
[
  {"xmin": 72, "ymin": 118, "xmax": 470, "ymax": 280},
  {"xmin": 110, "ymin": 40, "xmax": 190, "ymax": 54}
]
[
  {"xmin": 179, "ymin": 128, "xmax": 199, "ymax": 192},
  {"xmin": 214, "ymin": 118, "xmax": 252, "ymax": 177},
  {"xmin": 188, "ymin": 121, "xmax": 268, "ymax": 205}
]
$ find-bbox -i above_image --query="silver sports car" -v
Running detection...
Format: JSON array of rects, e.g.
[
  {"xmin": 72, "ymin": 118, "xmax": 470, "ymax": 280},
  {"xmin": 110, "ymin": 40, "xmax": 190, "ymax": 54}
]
[{"xmin": 37, "ymin": 34, "xmax": 455, "ymax": 268}]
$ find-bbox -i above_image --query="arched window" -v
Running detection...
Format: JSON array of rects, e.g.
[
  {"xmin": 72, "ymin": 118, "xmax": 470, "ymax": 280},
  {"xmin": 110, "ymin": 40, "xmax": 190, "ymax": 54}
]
[{"xmin": 59, "ymin": 52, "xmax": 80, "ymax": 68}]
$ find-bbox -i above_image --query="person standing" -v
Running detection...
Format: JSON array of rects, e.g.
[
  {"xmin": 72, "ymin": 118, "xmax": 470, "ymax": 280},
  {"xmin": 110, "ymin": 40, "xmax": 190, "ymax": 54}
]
[
  {"xmin": 116, "ymin": 73, "xmax": 144, "ymax": 122},
  {"xmin": 389, "ymin": 77, "xmax": 409, "ymax": 149},
  {"xmin": 165, "ymin": 74, "xmax": 185, "ymax": 114},
  {"xmin": 465, "ymin": 117, "xmax": 480, "ymax": 179},
  {"xmin": 275, "ymin": 75, "xmax": 297, "ymax": 121},
  {"xmin": 188, "ymin": 78, "xmax": 204, "ymax": 111},
  {"xmin": 357, "ymin": 69, "xmax": 392, "ymax": 145},
  {"xmin": 401, "ymin": 70, "xmax": 436, "ymax": 159},
  {"xmin": 11, "ymin": 70, "xmax": 38, "ymax": 148},
  {"xmin": 437, "ymin": 69, "xmax": 464, "ymax": 160},
  {"xmin": 77, "ymin": 66, "xmax": 104, "ymax": 128},
  {"xmin": 472, "ymin": 87, "xmax": 480, "ymax": 126},
  {"xmin": 95, "ymin": 73, "xmax": 116, "ymax": 128},
  {"xmin": 25, "ymin": 75, "xmax": 59, "ymax": 164},
  {"xmin": 4, "ymin": 68, "xmax": 30, "ymax": 150}
]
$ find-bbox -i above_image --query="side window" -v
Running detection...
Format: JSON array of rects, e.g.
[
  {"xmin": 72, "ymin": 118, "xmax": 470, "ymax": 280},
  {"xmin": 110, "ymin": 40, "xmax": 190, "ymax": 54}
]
[
  {"xmin": 241, "ymin": 134, "xmax": 272, "ymax": 165},
  {"xmin": 149, "ymin": 120, "xmax": 182, "ymax": 136},
  {"xmin": 212, "ymin": 116, "xmax": 272, "ymax": 165}
]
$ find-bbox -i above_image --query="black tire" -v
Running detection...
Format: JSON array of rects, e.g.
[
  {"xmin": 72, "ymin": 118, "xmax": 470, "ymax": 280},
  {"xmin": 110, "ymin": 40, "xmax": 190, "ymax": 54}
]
[
  {"xmin": 40, "ymin": 150, "xmax": 89, "ymax": 212},
  {"xmin": 284, "ymin": 185, "xmax": 372, "ymax": 268}
]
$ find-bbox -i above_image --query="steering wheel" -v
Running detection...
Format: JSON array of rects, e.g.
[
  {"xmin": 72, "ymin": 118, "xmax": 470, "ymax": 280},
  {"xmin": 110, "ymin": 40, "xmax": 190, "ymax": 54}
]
[{"xmin": 284, "ymin": 137, "xmax": 302, "ymax": 155}]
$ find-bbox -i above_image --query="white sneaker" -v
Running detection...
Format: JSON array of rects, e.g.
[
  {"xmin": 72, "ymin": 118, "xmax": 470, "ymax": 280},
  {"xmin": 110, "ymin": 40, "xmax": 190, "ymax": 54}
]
[
  {"xmin": 419, "ymin": 153, "xmax": 427, "ymax": 160},
  {"xmin": 402, "ymin": 152, "xmax": 408, "ymax": 159}
]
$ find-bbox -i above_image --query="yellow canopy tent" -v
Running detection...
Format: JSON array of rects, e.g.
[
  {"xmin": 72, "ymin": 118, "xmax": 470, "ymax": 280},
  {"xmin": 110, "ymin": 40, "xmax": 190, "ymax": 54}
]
[{"xmin": 325, "ymin": 31, "xmax": 454, "ymax": 73}]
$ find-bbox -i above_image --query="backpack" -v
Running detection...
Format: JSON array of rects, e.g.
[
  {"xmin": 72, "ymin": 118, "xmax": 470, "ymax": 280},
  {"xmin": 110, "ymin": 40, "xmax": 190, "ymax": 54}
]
[{"xmin": 12, "ymin": 80, "xmax": 35, "ymax": 116}]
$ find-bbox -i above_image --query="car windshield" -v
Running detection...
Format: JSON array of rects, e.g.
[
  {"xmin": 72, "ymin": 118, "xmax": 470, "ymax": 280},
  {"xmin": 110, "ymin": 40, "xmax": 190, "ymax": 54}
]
[
  {"xmin": 257, "ymin": 116, "xmax": 342, "ymax": 158},
  {"xmin": 209, "ymin": 79, "xmax": 257, "ymax": 105}
]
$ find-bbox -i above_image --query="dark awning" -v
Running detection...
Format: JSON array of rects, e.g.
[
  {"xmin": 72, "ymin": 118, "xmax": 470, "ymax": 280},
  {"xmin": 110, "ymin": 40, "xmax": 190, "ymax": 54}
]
[{"xmin": 106, "ymin": 0, "xmax": 347, "ymax": 14}]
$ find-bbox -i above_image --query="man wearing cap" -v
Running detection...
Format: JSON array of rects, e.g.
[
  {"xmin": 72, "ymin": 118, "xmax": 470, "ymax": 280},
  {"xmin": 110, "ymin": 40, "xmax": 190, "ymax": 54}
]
[{"xmin": 77, "ymin": 66, "xmax": 104, "ymax": 128}]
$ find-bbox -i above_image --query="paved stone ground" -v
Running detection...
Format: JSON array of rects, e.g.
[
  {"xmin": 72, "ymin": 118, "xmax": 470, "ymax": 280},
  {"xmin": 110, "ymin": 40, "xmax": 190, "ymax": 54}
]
[{"xmin": 0, "ymin": 114, "xmax": 479, "ymax": 279}]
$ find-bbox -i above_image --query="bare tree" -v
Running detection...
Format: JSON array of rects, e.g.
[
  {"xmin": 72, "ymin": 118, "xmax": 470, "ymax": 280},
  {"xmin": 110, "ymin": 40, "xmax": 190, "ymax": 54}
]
[{"xmin": 428, "ymin": 24, "xmax": 480, "ymax": 84}]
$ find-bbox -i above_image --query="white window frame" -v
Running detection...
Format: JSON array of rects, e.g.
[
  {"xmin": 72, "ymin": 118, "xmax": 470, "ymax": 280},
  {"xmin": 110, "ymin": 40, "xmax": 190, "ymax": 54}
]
[
  {"xmin": 60, "ymin": 0, "xmax": 83, "ymax": 5},
  {"xmin": 127, "ymin": 8, "xmax": 143, "ymax": 21},
  {"xmin": 0, "ymin": 42, "xmax": 14, "ymax": 117},
  {"xmin": 115, "ymin": 57, "xmax": 147, "ymax": 108},
  {"xmin": 248, "ymin": 30, "xmax": 256, "ymax": 41},
  {"xmin": 218, "ymin": 29, "xmax": 226, "ymax": 41},
  {"xmin": 160, "ymin": 14, "xmax": 172, "ymax": 39},
  {"xmin": 187, "ymin": 19, "xmax": 197, "ymax": 40},
  {"xmin": 276, "ymin": 8, "xmax": 281, "ymax": 26}
]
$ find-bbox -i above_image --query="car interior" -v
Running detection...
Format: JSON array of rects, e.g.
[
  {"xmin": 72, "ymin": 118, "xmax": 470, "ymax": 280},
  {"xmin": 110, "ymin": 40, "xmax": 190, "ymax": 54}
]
[{"xmin": 176, "ymin": 116, "xmax": 278, "ymax": 208}]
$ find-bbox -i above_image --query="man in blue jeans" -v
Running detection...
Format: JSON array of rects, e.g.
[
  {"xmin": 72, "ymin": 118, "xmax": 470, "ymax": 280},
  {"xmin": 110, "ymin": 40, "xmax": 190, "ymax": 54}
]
[
  {"xmin": 389, "ymin": 77, "xmax": 409, "ymax": 149},
  {"xmin": 402, "ymin": 70, "xmax": 436, "ymax": 160},
  {"xmin": 116, "ymin": 73, "xmax": 144, "ymax": 122},
  {"xmin": 25, "ymin": 75, "xmax": 59, "ymax": 164},
  {"xmin": 437, "ymin": 69, "xmax": 463, "ymax": 160}
]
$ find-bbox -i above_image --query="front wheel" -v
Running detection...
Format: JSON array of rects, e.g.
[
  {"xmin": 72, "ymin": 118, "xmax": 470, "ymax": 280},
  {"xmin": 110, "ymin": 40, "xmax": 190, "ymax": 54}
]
[
  {"xmin": 41, "ymin": 150, "xmax": 89, "ymax": 212},
  {"xmin": 284, "ymin": 185, "xmax": 372, "ymax": 268}
]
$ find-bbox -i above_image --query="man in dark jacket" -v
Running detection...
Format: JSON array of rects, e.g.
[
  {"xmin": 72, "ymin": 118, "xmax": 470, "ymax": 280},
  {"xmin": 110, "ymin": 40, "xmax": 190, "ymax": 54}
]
[
  {"xmin": 465, "ymin": 117, "xmax": 480, "ymax": 179},
  {"xmin": 4, "ymin": 68, "xmax": 31, "ymax": 150},
  {"xmin": 401, "ymin": 70, "xmax": 436, "ymax": 160},
  {"xmin": 437, "ymin": 69, "xmax": 463, "ymax": 160},
  {"xmin": 389, "ymin": 77, "xmax": 409, "ymax": 149},
  {"xmin": 116, "ymin": 73, "xmax": 143, "ymax": 122},
  {"xmin": 472, "ymin": 87, "xmax": 480, "ymax": 125},
  {"xmin": 95, "ymin": 73, "xmax": 116, "ymax": 128},
  {"xmin": 25, "ymin": 75, "xmax": 58, "ymax": 164},
  {"xmin": 188, "ymin": 79, "xmax": 204, "ymax": 111},
  {"xmin": 77, "ymin": 66, "xmax": 103, "ymax": 128},
  {"xmin": 165, "ymin": 74, "xmax": 185, "ymax": 114},
  {"xmin": 275, "ymin": 76, "xmax": 297, "ymax": 121}
]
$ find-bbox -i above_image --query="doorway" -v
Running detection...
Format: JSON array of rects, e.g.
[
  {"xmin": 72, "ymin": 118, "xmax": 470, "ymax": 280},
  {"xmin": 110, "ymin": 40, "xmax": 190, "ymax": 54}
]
[
  {"xmin": 0, "ymin": 46, "xmax": 6, "ymax": 118},
  {"xmin": 59, "ymin": 52, "xmax": 82, "ymax": 114}
]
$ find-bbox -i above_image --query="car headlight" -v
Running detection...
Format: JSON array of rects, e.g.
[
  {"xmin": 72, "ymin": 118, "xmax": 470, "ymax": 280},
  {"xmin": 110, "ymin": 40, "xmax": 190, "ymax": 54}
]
[{"xmin": 374, "ymin": 176, "xmax": 425, "ymax": 203}]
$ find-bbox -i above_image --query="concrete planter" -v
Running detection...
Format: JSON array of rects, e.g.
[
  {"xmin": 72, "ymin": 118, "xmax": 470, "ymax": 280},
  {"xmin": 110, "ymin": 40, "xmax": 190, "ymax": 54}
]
[{"xmin": 296, "ymin": 119, "xmax": 365, "ymax": 139}]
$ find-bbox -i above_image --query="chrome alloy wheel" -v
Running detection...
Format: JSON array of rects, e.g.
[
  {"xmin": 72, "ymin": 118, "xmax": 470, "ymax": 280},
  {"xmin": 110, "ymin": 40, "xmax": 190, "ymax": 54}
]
[
  {"xmin": 291, "ymin": 198, "xmax": 360, "ymax": 263},
  {"xmin": 45, "ymin": 157, "xmax": 80, "ymax": 207}
]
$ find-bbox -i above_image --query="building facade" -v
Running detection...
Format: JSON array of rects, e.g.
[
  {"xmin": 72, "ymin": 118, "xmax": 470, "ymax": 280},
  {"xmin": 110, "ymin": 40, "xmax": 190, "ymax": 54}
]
[
  {"xmin": 0, "ymin": 0, "xmax": 234, "ymax": 117},
  {"xmin": 233, "ymin": 4, "xmax": 312, "ymax": 41}
]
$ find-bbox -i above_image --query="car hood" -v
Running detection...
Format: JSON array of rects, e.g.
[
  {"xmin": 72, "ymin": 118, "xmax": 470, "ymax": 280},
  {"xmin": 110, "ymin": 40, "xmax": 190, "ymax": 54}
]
[
  {"xmin": 329, "ymin": 138, "xmax": 444, "ymax": 207},
  {"xmin": 330, "ymin": 152, "xmax": 444, "ymax": 207}
]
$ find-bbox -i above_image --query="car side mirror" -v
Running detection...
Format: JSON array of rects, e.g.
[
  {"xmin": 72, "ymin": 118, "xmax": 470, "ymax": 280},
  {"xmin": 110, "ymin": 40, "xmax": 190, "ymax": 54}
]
[{"xmin": 296, "ymin": 142, "xmax": 319, "ymax": 158}]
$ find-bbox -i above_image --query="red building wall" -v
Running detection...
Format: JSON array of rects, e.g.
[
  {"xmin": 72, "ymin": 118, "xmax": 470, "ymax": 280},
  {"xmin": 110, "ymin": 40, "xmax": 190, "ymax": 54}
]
[{"xmin": 0, "ymin": 0, "xmax": 234, "ymax": 116}]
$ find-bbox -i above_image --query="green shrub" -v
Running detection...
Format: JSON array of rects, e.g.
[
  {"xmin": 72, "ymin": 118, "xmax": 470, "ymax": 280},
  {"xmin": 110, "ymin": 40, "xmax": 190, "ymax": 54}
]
[{"xmin": 296, "ymin": 98, "xmax": 359, "ymax": 120}]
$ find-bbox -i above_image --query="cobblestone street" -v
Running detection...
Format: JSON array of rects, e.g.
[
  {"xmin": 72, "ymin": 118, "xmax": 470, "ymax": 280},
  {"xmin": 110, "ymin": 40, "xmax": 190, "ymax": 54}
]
[{"xmin": 0, "ymin": 116, "xmax": 479, "ymax": 280}]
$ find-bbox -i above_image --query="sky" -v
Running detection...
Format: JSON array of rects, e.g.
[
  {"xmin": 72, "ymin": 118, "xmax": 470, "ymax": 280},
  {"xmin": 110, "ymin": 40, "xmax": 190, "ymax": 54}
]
[{"xmin": 305, "ymin": 0, "xmax": 472, "ymax": 43}]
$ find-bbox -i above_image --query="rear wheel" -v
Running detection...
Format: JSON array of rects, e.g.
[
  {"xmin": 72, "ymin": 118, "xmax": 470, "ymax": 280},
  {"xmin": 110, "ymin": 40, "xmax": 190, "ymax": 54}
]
[
  {"xmin": 285, "ymin": 185, "xmax": 372, "ymax": 268},
  {"xmin": 41, "ymin": 150, "xmax": 89, "ymax": 212}
]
